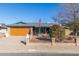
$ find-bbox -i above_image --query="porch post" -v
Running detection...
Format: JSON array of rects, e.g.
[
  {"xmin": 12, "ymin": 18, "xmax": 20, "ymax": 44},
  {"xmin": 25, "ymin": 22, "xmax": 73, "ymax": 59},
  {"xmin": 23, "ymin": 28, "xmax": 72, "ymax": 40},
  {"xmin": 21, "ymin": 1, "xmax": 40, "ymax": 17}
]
[
  {"xmin": 39, "ymin": 27, "xmax": 41, "ymax": 34},
  {"xmin": 30, "ymin": 28, "xmax": 33, "ymax": 41},
  {"xmin": 26, "ymin": 34, "xmax": 29, "ymax": 45},
  {"xmin": 6, "ymin": 27, "xmax": 10, "ymax": 37},
  {"xmin": 26, "ymin": 28, "xmax": 33, "ymax": 45},
  {"xmin": 45, "ymin": 27, "xmax": 47, "ymax": 34}
]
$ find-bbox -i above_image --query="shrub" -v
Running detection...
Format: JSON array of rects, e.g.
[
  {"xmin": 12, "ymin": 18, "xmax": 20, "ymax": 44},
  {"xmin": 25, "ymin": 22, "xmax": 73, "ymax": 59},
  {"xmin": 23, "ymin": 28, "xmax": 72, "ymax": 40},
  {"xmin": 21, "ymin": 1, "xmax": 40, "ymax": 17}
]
[{"xmin": 48, "ymin": 24, "xmax": 65, "ymax": 41}]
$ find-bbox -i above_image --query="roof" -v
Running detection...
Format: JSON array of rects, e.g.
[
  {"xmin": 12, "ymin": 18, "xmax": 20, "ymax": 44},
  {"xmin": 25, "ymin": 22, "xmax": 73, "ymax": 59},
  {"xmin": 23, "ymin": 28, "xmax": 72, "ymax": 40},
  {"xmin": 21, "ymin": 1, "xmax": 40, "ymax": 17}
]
[
  {"xmin": 0, "ymin": 23, "xmax": 7, "ymax": 29},
  {"xmin": 7, "ymin": 22, "xmax": 53, "ymax": 27}
]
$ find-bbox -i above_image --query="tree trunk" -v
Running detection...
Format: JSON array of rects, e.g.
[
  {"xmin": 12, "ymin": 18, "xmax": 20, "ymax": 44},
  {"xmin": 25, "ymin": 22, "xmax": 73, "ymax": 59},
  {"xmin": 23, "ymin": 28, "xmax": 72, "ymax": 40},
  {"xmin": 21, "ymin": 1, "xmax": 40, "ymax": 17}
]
[
  {"xmin": 74, "ymin": 32, "xmax": 77, "ymax": 46},
  {"xmin": 51, "ymin": 38, "xmax": 55, "ymax": 46}
]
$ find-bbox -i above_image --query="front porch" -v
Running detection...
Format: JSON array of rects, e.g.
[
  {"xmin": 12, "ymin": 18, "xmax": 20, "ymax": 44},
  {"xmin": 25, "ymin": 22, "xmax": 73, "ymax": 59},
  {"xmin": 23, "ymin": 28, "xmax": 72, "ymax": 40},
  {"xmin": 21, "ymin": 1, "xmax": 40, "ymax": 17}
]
[
  {"xmin": 29, "ymin": 27, "xmax": 52, "ymax": 45},
  {"xmin": 33, "ymin": 27, "xmax": 49, "ymax": 35}
]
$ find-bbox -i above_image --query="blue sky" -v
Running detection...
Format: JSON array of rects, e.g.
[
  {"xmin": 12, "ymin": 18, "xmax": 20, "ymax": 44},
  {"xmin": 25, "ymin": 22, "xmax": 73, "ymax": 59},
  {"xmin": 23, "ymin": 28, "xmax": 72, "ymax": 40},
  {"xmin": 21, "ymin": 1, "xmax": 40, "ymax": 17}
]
[{"xmin": 0, "ymin": 3, "xmax": 61, "ymax": 24}]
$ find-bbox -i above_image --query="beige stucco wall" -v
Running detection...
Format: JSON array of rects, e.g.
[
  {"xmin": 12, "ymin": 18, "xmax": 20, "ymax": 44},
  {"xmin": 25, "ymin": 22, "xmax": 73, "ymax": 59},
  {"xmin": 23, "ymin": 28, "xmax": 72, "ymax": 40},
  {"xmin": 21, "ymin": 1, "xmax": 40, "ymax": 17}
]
[
  {"xmin": 65, "ymin": 29, "xmax": 71, "ymax": 36},
  {"xmin": 6, "ymin": 28, "xmax": 10, "ymax": 37}
]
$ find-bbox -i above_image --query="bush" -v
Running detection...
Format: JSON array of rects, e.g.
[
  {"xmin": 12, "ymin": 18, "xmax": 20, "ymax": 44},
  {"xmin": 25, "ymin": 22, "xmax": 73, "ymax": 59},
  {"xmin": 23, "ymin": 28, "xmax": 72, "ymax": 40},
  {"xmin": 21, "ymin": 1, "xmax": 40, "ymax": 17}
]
[{"xmin": 48, "ymin": 24, "xmax": 65, "ymax": 42}]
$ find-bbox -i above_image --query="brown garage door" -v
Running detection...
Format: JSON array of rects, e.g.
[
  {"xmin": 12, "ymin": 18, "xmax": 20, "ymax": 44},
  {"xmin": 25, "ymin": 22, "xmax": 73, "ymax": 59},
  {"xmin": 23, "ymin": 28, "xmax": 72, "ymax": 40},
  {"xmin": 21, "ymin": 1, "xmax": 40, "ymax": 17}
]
[{"xmin": 10, "ymin": 27, "xmax": 30, "ymax": 36}]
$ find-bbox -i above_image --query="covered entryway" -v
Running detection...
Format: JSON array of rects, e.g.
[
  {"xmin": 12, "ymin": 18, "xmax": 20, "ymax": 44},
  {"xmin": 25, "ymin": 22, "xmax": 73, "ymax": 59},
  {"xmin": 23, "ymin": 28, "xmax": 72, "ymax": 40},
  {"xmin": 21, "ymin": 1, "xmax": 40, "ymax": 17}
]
[
  {"xmin": 33, "ymin": 27, "xmax": 49, "ymax": 35},
  {"xmin": 29, "ymin": 26, "xmax": 51, "ymax": 45},
  {"xmin": 30, "ymin": 27, "xmax": 51, "ymax": 45}
]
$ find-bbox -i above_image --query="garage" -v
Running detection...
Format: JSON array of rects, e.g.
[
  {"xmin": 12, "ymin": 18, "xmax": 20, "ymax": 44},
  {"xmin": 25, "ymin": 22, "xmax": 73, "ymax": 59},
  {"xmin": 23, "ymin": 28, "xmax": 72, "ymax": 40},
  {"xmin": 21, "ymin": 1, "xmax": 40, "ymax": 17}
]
[
  {"xmin": 10, "ymin": 27, "xmax": 30, "ymax": 36},
  {"xmin": 7, "ymin": 22, "xmax": 32, "ymax": 36}
]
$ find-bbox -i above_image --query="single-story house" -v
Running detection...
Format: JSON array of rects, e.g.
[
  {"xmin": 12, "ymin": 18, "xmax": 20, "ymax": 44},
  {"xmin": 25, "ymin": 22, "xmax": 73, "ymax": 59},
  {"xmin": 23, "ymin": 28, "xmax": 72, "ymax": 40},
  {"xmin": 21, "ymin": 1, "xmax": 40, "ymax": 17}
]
[
  {"xmin": 0, "ymin": 23, "xmax": 7, "ymax": 34},
  {"xmin": 64, "ymin": 28, "xmax": 72, "ymax": 36},
  {"xmin": 7, "ymin": 22, "xmax": 76, "ymax": 38},
  {"xmin": 7, "ymin": 22, "xmax": 53, "ymax": 37},
  {"xmin": 0, "ymin": 23, "xmax": 7, "ymax": 38}
]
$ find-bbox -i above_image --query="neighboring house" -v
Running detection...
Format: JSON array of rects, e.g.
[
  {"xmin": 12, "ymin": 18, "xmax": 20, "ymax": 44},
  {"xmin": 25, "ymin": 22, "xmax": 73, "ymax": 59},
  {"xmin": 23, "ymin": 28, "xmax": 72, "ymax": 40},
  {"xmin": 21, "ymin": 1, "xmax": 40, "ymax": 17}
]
[
  {"xmin": 0, "ymin": 23, "xmax": 7, "ymax": 37},
  {"xmin": 64, "ymin": 28, "xmax": 72, "ymax": 36},
  {"xmin": 0, "ymin": 23, "xmax": 7, "ymax": 34},
  {"xmin": 7, "ymin": 22, "xmax": 53, "ymax": 37}
]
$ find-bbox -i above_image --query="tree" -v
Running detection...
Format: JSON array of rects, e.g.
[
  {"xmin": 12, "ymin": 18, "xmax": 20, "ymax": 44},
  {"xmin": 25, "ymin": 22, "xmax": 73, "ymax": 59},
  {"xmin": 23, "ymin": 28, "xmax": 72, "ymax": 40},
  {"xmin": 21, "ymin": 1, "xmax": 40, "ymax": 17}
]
[
  {"xmin": 51, "ymin": 12, "xmax": 66, "ymax": 43},
  {"xmin": 59, "ymin": 4, "xmax": 79, "ymax": 46},
  {"xmin": 49, "ymin": 24, "xmax": 65, "ymax": 43}
]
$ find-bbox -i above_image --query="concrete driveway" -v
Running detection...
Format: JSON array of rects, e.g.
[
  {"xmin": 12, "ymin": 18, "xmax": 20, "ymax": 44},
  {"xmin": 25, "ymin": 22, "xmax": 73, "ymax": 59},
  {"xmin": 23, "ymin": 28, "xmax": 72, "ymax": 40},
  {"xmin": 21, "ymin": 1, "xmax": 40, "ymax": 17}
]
[{"xmin": 0, "ymin": 37, "xmax": 26, "ymax": 52}]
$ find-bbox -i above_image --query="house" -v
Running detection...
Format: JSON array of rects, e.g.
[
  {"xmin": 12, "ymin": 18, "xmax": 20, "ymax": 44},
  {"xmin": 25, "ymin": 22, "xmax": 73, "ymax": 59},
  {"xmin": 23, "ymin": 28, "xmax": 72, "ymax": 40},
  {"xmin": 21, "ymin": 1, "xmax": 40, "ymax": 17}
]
[
  {"xmin": 0, "ymin": 23, "xmax": 7, "ymax": 37},
  {"xmin": 64, "ymin": 28, "xmax": 72, "ymax": 36},
  {"xmin": 0, "ymin": 23, "xmax": 7, "ymax": 33},
  {"xmin": 0, "ymin": 23, "xmax": 7, "ymax": 32},
  {"xmin": 7, "ymin": 22, "xmax": 53, "ymax": 37}
]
